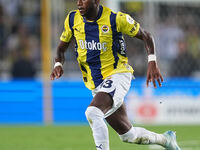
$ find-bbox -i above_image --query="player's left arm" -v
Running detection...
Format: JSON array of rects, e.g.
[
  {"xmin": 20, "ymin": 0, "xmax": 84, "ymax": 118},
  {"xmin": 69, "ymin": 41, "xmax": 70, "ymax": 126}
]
[
  {"xmin": 135, "ymin": 27, "xmax": 163, "ymax": 88},
  {"xmin": 116, "ymin": 12, "xmax": 163, "ymax": 88}
]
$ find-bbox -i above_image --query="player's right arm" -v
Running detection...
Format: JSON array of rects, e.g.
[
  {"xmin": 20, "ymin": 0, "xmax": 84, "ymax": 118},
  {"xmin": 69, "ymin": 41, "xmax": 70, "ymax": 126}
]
[
  {"xmin": 50, "ymin": 41, "xmax": 70, "ymax": 80},
  {"xmin": 50, "ymin": 12, "xmax": 73, "ymax": 80}
]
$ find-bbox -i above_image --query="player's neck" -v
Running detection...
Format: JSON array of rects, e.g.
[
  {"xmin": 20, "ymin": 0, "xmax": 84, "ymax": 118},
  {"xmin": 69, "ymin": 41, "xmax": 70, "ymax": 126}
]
[{"xmin": 85, "ymin": 5, "xmax": 99, "ymax": 21}]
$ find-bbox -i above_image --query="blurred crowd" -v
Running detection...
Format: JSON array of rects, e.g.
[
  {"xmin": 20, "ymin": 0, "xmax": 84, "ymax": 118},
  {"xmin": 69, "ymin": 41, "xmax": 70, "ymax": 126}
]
[
  {"xmin": 0, "ymin": 0, "xmax": 40, "ymax": 79},
  {"xmin": 122, "ymin": 2, "xmax": 200, "ymax": 77},
  {"xmin": 0, "ymin": 0, "xmax": 199, "ymax": 79}
]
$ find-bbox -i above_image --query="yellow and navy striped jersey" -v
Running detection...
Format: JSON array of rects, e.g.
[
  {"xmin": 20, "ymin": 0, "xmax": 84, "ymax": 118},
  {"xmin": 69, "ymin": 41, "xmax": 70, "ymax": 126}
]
[{"xmin": 60, "ymin": 5, "xmax": 140, "ymax": 90}]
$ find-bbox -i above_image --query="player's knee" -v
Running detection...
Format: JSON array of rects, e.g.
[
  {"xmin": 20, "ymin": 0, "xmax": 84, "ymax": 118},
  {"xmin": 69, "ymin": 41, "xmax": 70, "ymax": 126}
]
[
  {"xmin": 119, "ymin": 127, "xmax": 137, "ymax": 143},
  {"xmin": 85, "ymin": 106, "xmax": 104, "ymax": 122}
]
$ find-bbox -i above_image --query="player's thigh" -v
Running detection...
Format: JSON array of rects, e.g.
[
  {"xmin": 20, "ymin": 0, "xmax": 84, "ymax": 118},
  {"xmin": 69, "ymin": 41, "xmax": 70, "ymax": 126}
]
[
  {"xmin": 89, "ymin": 92, "xmax": 113, "ymax": 114},
  {"xmin": 91, "ymin": 72, "xmax": 132, "ymax": 117},
  {"xmin": 105, "ymin": 103, "xmax": 132, "ymax": 135}
]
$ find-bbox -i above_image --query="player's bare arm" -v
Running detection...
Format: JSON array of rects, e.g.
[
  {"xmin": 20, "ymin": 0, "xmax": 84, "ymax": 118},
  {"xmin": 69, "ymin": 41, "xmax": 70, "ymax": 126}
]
[
  {"xmin": 50, "ymin": 41, "xmax": 69, "ymax": 80},
  {"xmin": 135, "ymin": 27, "xmax": 163, "ymax": 88}
]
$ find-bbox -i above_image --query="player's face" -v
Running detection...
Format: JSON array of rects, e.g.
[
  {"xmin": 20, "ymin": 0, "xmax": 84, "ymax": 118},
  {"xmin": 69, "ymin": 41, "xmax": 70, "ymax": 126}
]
[{"xmin": 77, "ymin": 0, "xmax": 97, "ymax": 17}]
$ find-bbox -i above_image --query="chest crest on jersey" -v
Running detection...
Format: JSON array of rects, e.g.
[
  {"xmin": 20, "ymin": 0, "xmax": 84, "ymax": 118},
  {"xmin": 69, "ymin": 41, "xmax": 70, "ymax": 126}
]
[{"xmin": 101, "ymin": 25, "xmax": 109, "ymax": 33}]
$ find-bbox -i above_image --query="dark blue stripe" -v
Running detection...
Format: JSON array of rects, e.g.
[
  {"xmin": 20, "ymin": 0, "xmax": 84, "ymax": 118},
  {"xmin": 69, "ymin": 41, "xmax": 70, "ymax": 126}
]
[
  {"xmin": 110, "ymin": 12, "xmax": 119, "ymax": 69},
  {"xmin": 69, "ymin": 11, "xmax": 76, "ymax": 32},
  {"xmin": 74, "ymin": 39, "xmax": 78, "ymax": 58},
  {"xmin": 81, "ymin": 65, "xmax": 87, "ymax": 73},
  {"xmin": 85, "ymin": 22, "xmax": 103, "ymax": 88},
  {"xmin": 96, "ymin": 5, "xmax": 103, "ymax": 21},
  {"xmin": 109, "ymin": 89, "xmax": 116, "ymax": 97},
  {"xmin": 69, "ymin": 11, "xmax": 77, "ymax": 57}
]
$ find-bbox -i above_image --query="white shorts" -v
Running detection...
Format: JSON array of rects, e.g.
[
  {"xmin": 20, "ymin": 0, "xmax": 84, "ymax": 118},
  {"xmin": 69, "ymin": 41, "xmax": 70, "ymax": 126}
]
[{"xmin": 92, "ymin": 72, "xmax": 133, "ymax": 118}]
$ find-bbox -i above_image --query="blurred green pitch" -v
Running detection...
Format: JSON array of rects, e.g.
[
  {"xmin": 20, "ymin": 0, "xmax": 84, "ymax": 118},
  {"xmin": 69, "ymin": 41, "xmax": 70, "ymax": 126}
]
[{"xmin": 0, "ymin": 125, "xmax": 199, "ymax": 150}]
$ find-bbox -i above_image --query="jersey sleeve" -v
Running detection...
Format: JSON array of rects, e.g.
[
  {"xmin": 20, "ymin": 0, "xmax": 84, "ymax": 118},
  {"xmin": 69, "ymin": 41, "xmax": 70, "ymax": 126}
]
[
  {"xmin": 116, "ymin": 11, "xmax": 140, "ymax": 37},
  {"xmin": 60, "ymin": 12, "xmax": 73, "ymax": 42}
]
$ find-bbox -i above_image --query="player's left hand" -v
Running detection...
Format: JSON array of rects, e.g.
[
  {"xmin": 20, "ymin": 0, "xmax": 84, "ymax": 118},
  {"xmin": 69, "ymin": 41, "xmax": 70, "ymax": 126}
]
[{"xmin": 146, "ymin": 61, "xmax": 163, "ymax": 88}]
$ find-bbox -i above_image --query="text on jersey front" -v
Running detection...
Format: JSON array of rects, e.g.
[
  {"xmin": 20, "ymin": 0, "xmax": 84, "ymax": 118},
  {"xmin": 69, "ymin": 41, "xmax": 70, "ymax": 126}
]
[{"xmin": 79, "ymin": 40, "xmax": 107, "ymax": 51}]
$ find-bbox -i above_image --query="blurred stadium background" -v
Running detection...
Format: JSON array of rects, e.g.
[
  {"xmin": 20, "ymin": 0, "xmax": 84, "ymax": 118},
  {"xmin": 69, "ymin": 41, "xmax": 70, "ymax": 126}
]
[{"xmin": 0, "ymin": 0, "xmax": 200, "ymax": 150}]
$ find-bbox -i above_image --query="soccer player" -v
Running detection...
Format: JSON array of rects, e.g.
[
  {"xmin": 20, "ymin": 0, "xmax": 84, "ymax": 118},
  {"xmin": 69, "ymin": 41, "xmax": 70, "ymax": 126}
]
[{"xmin": 50, "ymin": 0, "xmax": 181, "ymax": 150}]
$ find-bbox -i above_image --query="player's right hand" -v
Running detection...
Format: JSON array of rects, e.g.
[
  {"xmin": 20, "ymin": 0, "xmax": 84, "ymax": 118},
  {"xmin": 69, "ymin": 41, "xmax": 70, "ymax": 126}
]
[{"xmin": 50, "ymin": 66, "xmax": 63, "ymax": 80}]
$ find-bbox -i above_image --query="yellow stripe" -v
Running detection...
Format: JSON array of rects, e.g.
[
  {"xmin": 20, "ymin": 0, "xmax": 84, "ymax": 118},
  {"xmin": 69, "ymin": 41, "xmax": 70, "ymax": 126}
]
[
  {"xmin": 74, "ymin": 13, "xmax": 95, "ymax": 89},
  {"xmin": 97, "ymin": 7, "xmax": 115, "ymax": 79}
]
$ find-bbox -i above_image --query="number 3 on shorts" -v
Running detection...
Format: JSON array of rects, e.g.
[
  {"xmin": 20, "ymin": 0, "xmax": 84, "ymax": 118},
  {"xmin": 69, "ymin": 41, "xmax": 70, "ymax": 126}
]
[{"xmin": 102, "ymin": 80, "xmax": 113, "ymax": 88}]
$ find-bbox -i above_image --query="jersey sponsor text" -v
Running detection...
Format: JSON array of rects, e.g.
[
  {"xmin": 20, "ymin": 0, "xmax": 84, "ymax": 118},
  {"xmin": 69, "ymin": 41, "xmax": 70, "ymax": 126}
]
[{"xmin": 79, "ymin": 40, "xmax": 107, "ymax": 51}]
